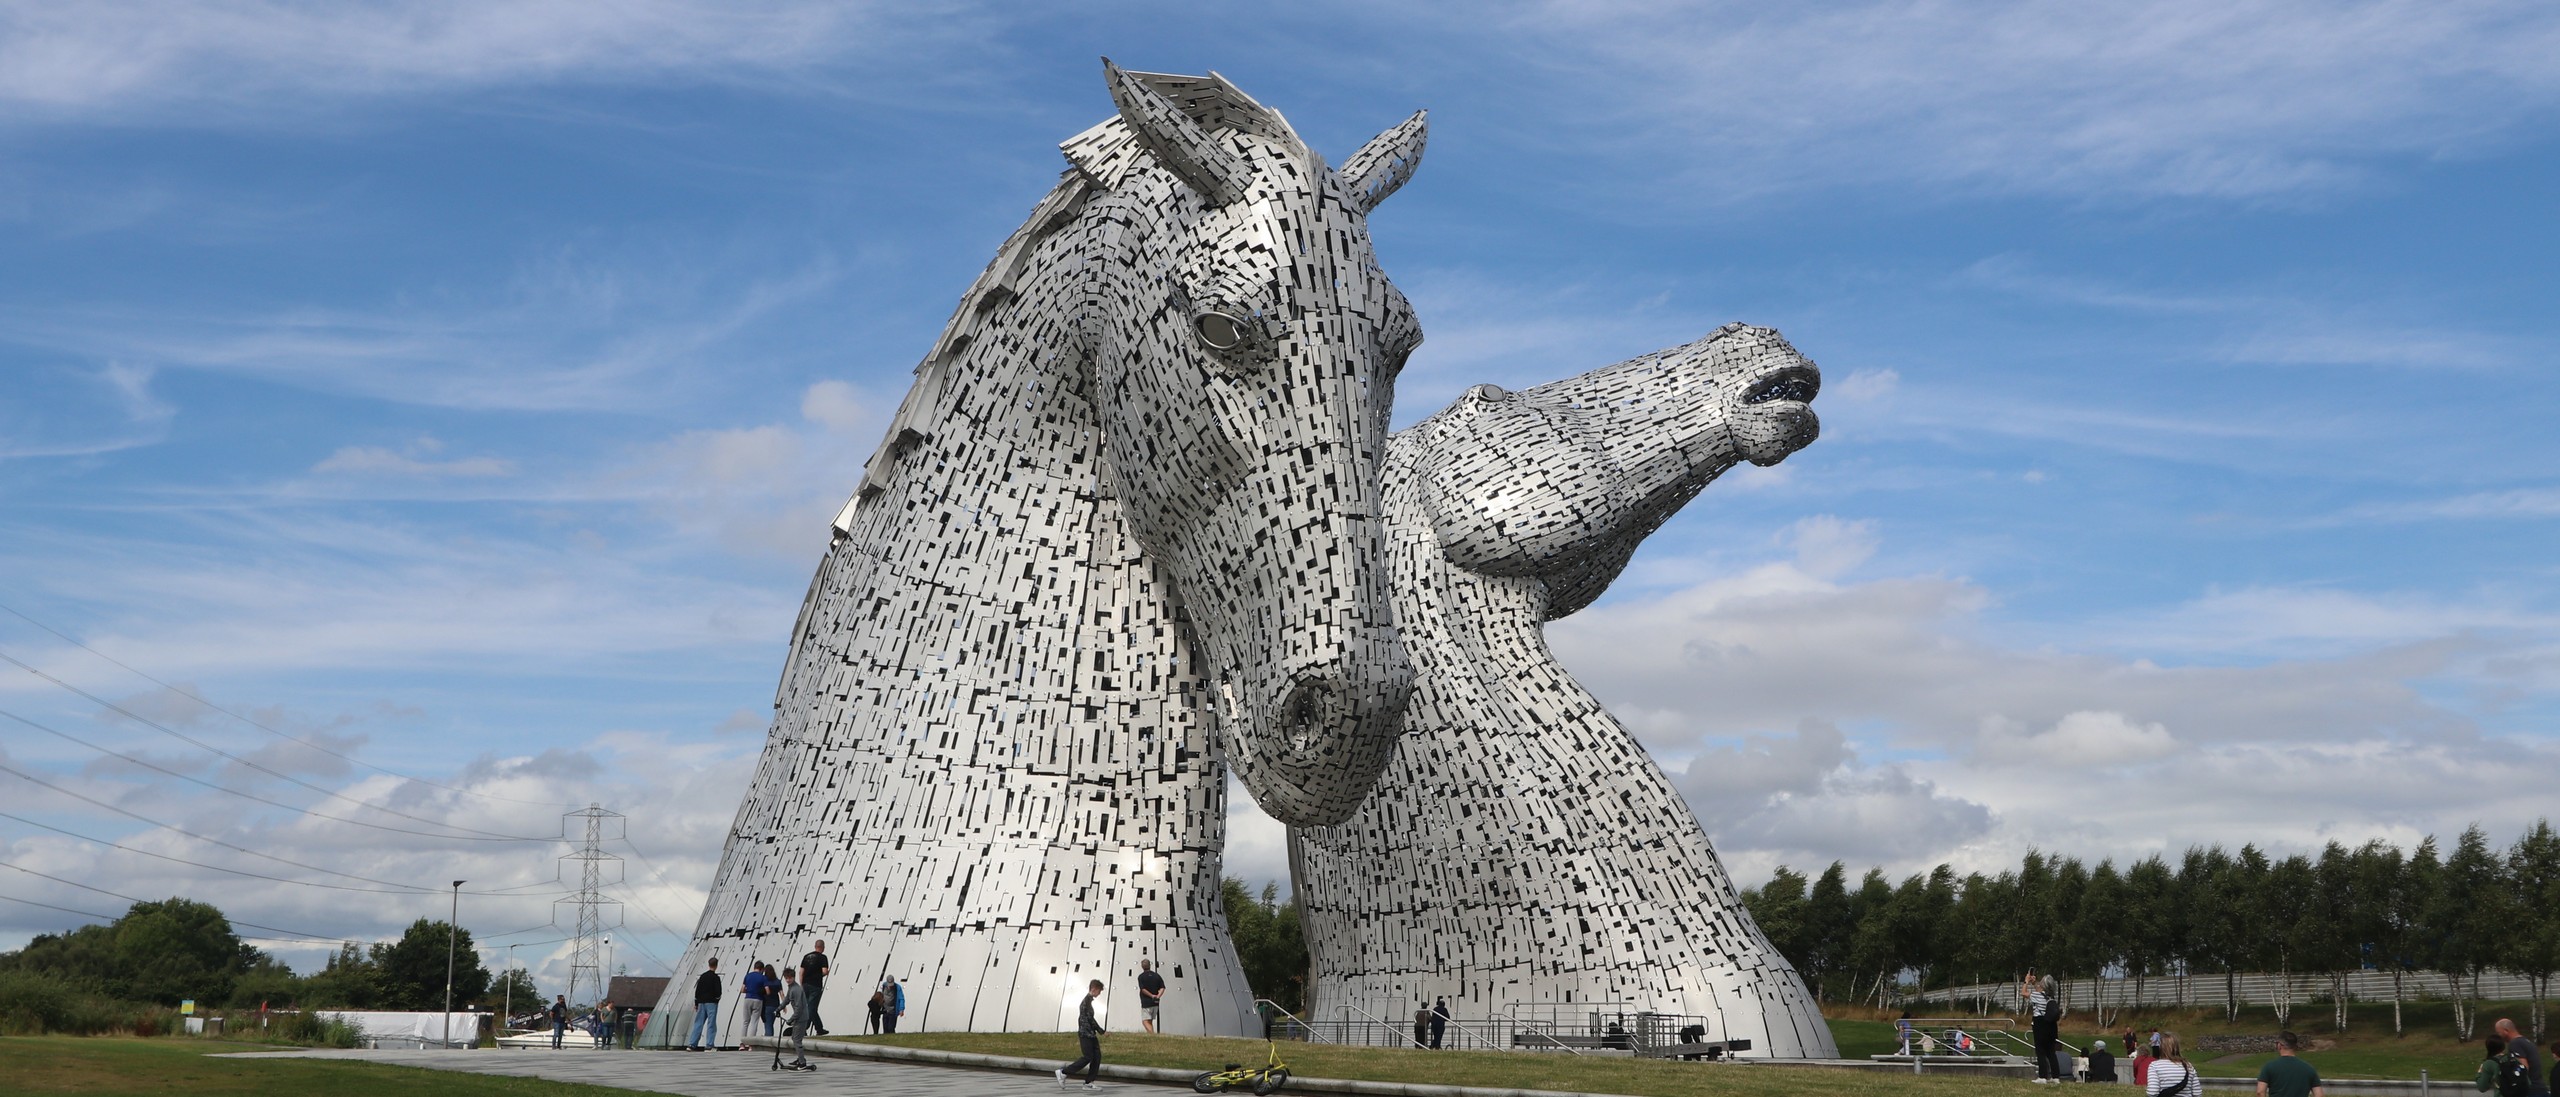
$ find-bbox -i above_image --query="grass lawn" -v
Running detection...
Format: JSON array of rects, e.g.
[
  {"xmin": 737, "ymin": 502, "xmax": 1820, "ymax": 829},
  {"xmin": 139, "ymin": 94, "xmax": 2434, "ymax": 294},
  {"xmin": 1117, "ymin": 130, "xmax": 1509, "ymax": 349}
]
[
  {"xmin": 0, "ymin": 1036, "xmax": 649, "ymax": 1097},
  {"xmin": 821, "ymin": 1030, "xmax": 2028, "ymax": 1097}
]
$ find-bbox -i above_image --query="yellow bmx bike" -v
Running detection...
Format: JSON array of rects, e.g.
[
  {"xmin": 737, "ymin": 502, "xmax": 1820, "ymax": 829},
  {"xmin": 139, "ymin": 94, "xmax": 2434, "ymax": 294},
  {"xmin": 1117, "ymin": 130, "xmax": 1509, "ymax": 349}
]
[{"xmin": 1190, "ymin": 1040, "xmax": 1290, "ymax": 1094}]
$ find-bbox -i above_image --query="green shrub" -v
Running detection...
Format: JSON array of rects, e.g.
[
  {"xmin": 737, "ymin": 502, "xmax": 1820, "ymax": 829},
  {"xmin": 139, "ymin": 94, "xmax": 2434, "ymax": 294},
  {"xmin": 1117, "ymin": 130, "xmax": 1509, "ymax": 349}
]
[
  {"xmin": 272, "ymin": 1010, "xmax": 364, "ymax": 1048},
  {"xmin": 0, "ymin": 970, "xmax": 182, "ymax": 1036}
]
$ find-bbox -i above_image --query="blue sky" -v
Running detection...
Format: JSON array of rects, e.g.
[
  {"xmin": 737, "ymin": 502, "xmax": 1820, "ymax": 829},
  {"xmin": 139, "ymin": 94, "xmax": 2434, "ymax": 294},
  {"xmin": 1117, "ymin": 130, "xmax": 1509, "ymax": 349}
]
[{"xmin": 3, "ymin": 2, "xmax": 2556, "ymax": 988}]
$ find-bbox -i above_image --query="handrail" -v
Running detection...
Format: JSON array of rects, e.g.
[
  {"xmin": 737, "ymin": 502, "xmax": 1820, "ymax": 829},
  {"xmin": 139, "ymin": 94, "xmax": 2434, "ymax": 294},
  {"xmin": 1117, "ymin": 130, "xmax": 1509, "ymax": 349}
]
[
  {"xmin": 1497, "ymin": 1005, "xmax": 1582, "ymax": 1056},
  {"xmin": 1338, "ymin": 1001, "xmax": 1430, "ymax": 1050},
  {"xmin": 1253, "ymin": 999, "xmax": 1321, "ymax": 1043}
]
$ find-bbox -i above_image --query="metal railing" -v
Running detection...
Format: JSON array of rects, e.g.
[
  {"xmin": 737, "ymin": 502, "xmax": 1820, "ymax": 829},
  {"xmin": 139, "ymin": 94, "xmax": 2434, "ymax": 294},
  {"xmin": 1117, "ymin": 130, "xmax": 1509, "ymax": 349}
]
[
  {"xmin": 1884, "ymin": 1016, "xmax": 2035, "ymax": 1061},
  {"xmin": 1906, "ymin": 969, "xmax": 2549, "ymax": 1012}
]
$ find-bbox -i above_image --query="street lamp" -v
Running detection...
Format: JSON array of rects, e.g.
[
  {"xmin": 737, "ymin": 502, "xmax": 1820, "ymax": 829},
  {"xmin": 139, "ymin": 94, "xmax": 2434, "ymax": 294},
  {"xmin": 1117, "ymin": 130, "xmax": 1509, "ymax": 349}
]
[
  {"xmin": 505, "ymin": 944, "xmax": 518, "ymax": 1039},
  {"xmin": 444, "ymin": 880, "xmax": 465, "ymax": 1050}
]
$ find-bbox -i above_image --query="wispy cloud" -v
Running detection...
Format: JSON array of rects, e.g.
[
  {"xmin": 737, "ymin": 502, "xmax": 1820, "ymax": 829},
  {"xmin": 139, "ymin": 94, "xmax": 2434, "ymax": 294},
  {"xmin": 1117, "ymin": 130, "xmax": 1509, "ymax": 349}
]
[
  {"xmin": 0, "ymin": 1, "xmax": 965, "ymax": 122},
  {"xmin": 0, "ymin": 260, "xmax": 839, "ymax": 413},
  {"xmin": 311, "ymin": 438, "xmax": 514, "ymax": 479},
  {"xmin": 2335, "ymin": 486, "xmax": 2560, "ymax": 523},
  {"xmin": 1479, "ymin": 0, "xmax": 2560, "ymax": 202}
]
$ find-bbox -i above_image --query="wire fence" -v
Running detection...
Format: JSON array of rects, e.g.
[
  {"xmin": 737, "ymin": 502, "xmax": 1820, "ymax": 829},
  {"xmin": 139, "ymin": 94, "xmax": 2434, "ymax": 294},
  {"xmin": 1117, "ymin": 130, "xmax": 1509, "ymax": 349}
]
[{"xmin": 1907, "ymin": 969, "xmax": 2552, "ymax": 1011}]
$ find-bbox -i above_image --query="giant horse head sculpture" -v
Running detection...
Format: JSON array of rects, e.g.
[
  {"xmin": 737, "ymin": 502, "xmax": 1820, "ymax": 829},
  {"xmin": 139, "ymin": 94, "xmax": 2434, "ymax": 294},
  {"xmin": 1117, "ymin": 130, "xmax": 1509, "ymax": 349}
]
[{"xmin": 1061, "ymin": 63, "xmax": 1426, "ymax": 826}]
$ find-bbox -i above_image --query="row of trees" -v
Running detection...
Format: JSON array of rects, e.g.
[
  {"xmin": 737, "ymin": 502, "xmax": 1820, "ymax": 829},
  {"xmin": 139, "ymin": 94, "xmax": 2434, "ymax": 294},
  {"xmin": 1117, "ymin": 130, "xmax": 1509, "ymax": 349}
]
[
  {"xmin": 0, "ymin": 898, "xmax": 529, "ymax": 1013},
  {"xmin": 1740, "ymin": 822, "xmax": 2560, "ymax": 1038},
  {"xmin": 1224, "ymin": 877, "xmax": 1312, "ymax": 1012}
]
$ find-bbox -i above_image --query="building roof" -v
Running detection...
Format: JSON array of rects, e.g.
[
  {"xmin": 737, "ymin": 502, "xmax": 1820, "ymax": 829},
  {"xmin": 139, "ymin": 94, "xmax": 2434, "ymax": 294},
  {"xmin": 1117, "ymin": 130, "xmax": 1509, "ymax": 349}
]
[{"xmin": 604, "ymin": 975, "xmax": 669, "ymax": 1007}]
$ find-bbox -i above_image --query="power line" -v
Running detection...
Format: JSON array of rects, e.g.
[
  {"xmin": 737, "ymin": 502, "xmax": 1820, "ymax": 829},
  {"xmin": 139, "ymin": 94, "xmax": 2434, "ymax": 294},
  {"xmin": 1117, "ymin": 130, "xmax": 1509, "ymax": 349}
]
[
  {"xmin": 0, "ymin": 761, "xmax": 441, "ymax": 892},
  {"xmin": 0, "ymin": 601, "xmax": 578, "ymax": 810},
  {"xmin": 0, "ymin": 861, "xmax": 343, "ymax": 943},
  {"xmin": 612, "ymin": 837, "xmax": 703, "ymax": 942},
  {"xmin": 0, "ymin": 892, "xmax": 116, "ymax": 921},
  {"xmin": 0, "ymin": 706, "xmax": 557, "ymax": 845},
  {"xmin": 1, "ymin": 809, "xmax": 438, "ymax": 895},
  {"xmin": 0, "ymin": 648, "xmax": 548, "ymax": 842},
  {"xmin": 0, "ymin": 807, "xmax": 537, "ymax": 898}
]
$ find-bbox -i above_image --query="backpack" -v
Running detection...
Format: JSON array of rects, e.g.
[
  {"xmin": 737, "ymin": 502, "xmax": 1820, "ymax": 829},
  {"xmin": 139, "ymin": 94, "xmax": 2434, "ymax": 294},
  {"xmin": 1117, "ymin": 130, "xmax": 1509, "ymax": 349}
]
[{"xmin": 2497, "ymin": 1053, "xmax": 2534, "ymax": 1097}]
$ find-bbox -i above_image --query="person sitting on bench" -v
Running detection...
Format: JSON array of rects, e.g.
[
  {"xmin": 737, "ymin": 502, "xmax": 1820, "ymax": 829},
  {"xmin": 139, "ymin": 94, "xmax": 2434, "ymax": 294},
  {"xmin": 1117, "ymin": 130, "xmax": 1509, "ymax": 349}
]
[{"xmin": 2085, "ymin": 1038, "xmax": 2118, "ymax": 1082}]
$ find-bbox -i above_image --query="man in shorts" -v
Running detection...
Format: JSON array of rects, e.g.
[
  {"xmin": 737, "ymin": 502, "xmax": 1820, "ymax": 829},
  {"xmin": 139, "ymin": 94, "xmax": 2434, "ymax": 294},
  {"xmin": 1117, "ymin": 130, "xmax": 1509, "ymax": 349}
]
[{"xmin": 1136, "ymin": 959, "xmax": 1165, "ymax": 1034}]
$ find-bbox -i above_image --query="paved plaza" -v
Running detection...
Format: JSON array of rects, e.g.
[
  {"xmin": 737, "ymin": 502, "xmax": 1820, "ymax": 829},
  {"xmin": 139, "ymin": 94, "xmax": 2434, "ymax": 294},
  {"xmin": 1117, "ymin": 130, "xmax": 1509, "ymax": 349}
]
[{"xmin": 223, "ymin": 1046, "xmax": 1176, "ymax": 1096}]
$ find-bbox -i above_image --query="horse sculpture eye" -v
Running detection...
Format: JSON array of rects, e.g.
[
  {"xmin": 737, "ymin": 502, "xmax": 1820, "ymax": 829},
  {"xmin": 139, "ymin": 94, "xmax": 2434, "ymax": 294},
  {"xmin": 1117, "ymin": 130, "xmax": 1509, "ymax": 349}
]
[{"xmin": 1194, "ymin": 311, "xmax": 1248, "ymax": 351}]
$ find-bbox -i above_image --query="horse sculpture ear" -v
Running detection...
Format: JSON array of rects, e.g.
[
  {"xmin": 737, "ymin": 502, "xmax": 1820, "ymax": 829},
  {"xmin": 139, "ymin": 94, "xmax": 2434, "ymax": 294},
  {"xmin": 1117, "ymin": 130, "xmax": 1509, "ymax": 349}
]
[
  {"xmin": 1103, "ymin": 58, "xmax": 1252, "ymax": 207},
  {"xmin": 1338, "ymin": 110, "xmax": 1428, "ymax": 215}
]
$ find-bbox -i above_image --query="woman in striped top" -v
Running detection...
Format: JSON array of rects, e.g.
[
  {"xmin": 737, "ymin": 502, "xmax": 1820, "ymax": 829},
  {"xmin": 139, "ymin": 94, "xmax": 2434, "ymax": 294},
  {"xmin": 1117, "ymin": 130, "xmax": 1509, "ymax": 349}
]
[
  {"xmin": 2023, "ymin": 973, "xmax": 2062, "ymax": 1082},
  {"xmin": 2148, "ymin": 1033, "xmax": 2201, "ymax": 1097}
]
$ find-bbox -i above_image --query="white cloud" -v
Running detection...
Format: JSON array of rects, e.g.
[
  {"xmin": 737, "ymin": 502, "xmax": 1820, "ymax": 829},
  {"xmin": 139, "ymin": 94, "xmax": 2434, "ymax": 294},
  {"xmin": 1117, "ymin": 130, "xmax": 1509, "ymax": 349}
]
[
  {"xmin": 1494, "ymin": 0, "xmax": 2560, "ymax": 201},
  {"xmin": 0, "ymin": 260, "xmax": 840, "ymax": 413},
  {"xmin": 1777, "ymin": 515, "xmax": 1876, "ymax": 580},
  {"xmin": 623, "ymin": 379, "xmax": 878, "ymax": 558},
  {"xmin": 2338, "ymin": 487, "xmax": 2560, "ymax": 523},
  {"xmin": 0, "ymin": 721, "xmax": 753, "ymax": 984},
  {"xmin": 312, "ymin": 443, "xmax": 515, "ymax": 478},
  {"xmin": 0, "ymin": 1, "xmax": 947, "ymax": 119},
  {"xmin": 1832, "ymin": 367, "xmax": 1898, "ymax": 402},
  {"xmin": 797, "ymin": 380, "xmax": 869, "ymax": 433},
  {"xmin": 1545, "ymin": 531, "xmax": 2560, "ymax": 878}
]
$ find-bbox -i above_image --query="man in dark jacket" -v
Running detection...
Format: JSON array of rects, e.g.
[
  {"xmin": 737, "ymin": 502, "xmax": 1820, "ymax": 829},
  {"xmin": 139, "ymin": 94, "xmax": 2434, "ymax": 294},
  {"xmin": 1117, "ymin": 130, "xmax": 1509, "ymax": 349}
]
[
  {"xmin": 1430, "ymin": 999, "xmax": 1450, "ymax": 1049},
  {"xmin": 1055, "ymin": 979, "xmax": 1104, "ymax": 1089},
  {"xmin": 688, "ymin": 957, "xmax": 723, "ymax": 1051},
  {"xmin": 799, "ymin": 940, "xmax": 831, "ymax": 1036}
]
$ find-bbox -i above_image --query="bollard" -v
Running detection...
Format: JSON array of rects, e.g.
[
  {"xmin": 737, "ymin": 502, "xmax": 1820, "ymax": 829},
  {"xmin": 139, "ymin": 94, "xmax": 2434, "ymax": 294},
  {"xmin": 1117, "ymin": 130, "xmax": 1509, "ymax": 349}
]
[{"xmin": 2421, "ymin": 1068, "xmax": 2429, "ymax": 1097}]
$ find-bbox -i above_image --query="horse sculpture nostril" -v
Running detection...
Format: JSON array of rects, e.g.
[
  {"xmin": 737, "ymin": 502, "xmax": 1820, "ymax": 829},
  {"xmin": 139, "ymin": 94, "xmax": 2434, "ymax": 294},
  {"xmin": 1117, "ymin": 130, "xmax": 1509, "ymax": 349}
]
[{"xmin": 1279, "ymin": 680, "xmax": 1341, "ymax": 758}]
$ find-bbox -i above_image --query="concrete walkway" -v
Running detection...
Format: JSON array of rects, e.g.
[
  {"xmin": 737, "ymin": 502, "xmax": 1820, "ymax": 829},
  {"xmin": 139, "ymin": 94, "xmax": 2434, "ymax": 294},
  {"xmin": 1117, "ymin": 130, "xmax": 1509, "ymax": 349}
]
[{"xmin": 220, "ymin": 1045, "xmax": 1181, "ymax": 1096}]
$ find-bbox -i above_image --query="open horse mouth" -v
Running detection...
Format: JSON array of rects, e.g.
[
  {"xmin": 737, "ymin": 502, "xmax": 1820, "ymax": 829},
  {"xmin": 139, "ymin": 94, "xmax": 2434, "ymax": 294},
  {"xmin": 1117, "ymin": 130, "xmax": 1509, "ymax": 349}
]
[{"xmin": 1731, "ymin": 358, "xmax": 1822, "ymax": 466}]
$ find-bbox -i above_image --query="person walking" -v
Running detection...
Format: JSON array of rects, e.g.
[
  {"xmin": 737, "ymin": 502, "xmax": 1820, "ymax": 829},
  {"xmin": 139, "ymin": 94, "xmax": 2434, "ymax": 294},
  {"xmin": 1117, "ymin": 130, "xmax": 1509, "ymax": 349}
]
[
  {"xmin": 1413, "ymin": 1005, "xmax": 1431, "ymax": 1048},
  {"xmin": 867, "ymin": 987, "xmax": 886, "ymax": 1034},
  {"xmin": 1056, "ymin": 979, "xmax": 1105, "ymax": 1090},
  {"xmin": 741, "ymin": 963, "xmax": 771, "ymax": 1039},
  {"xmin": 2149, "ymin": 1033, "xmax": 2201, "ymax": 1097},
  {"xmin": 1430, "ymin": 998, "xmax": 1450, "ymax": 1050},
  {"xmin": 763, "ymin": 963, "xmax": 784, "ymax": 1037},
  {"xmin": 776, "ymin": 967, "xmax": 815, "ymax": 1072},
  {"xmin": 2256, "ymin": 1031, "xmax": 2324, "ymax": 1097},
  {"xmin": 881, "ymin": 976, "xmax": 905, "ymax": 1033},
  {"xmin": 798, "ymin": 940, "xmax": 831, "ymax": 1037},
  {"xmin": 2023, "ymin": 973, "xmax": 2062, "ymax": 1084},
  {"xmin": 2475, "ymin": 1037, "xmax": 2508, "ymax": 1093},
  {"xmin": 592, "ymin": 1000, "xmax": 614, "ymax": 1048},
  {"xmin": 1136, "ymin": 959, "xmax": 1165, "ymax": 1034},
  {"xmin": 547, "ymin": 994, "xmax": 568, "ymax": 1050},
  {"xmin": 688, "ymin": 957, "xmax": 723, "ymax": 1051},
  {"xmin": 2494, "ymin": 1019, "xmax": 2550, "ymax": 1097}
]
